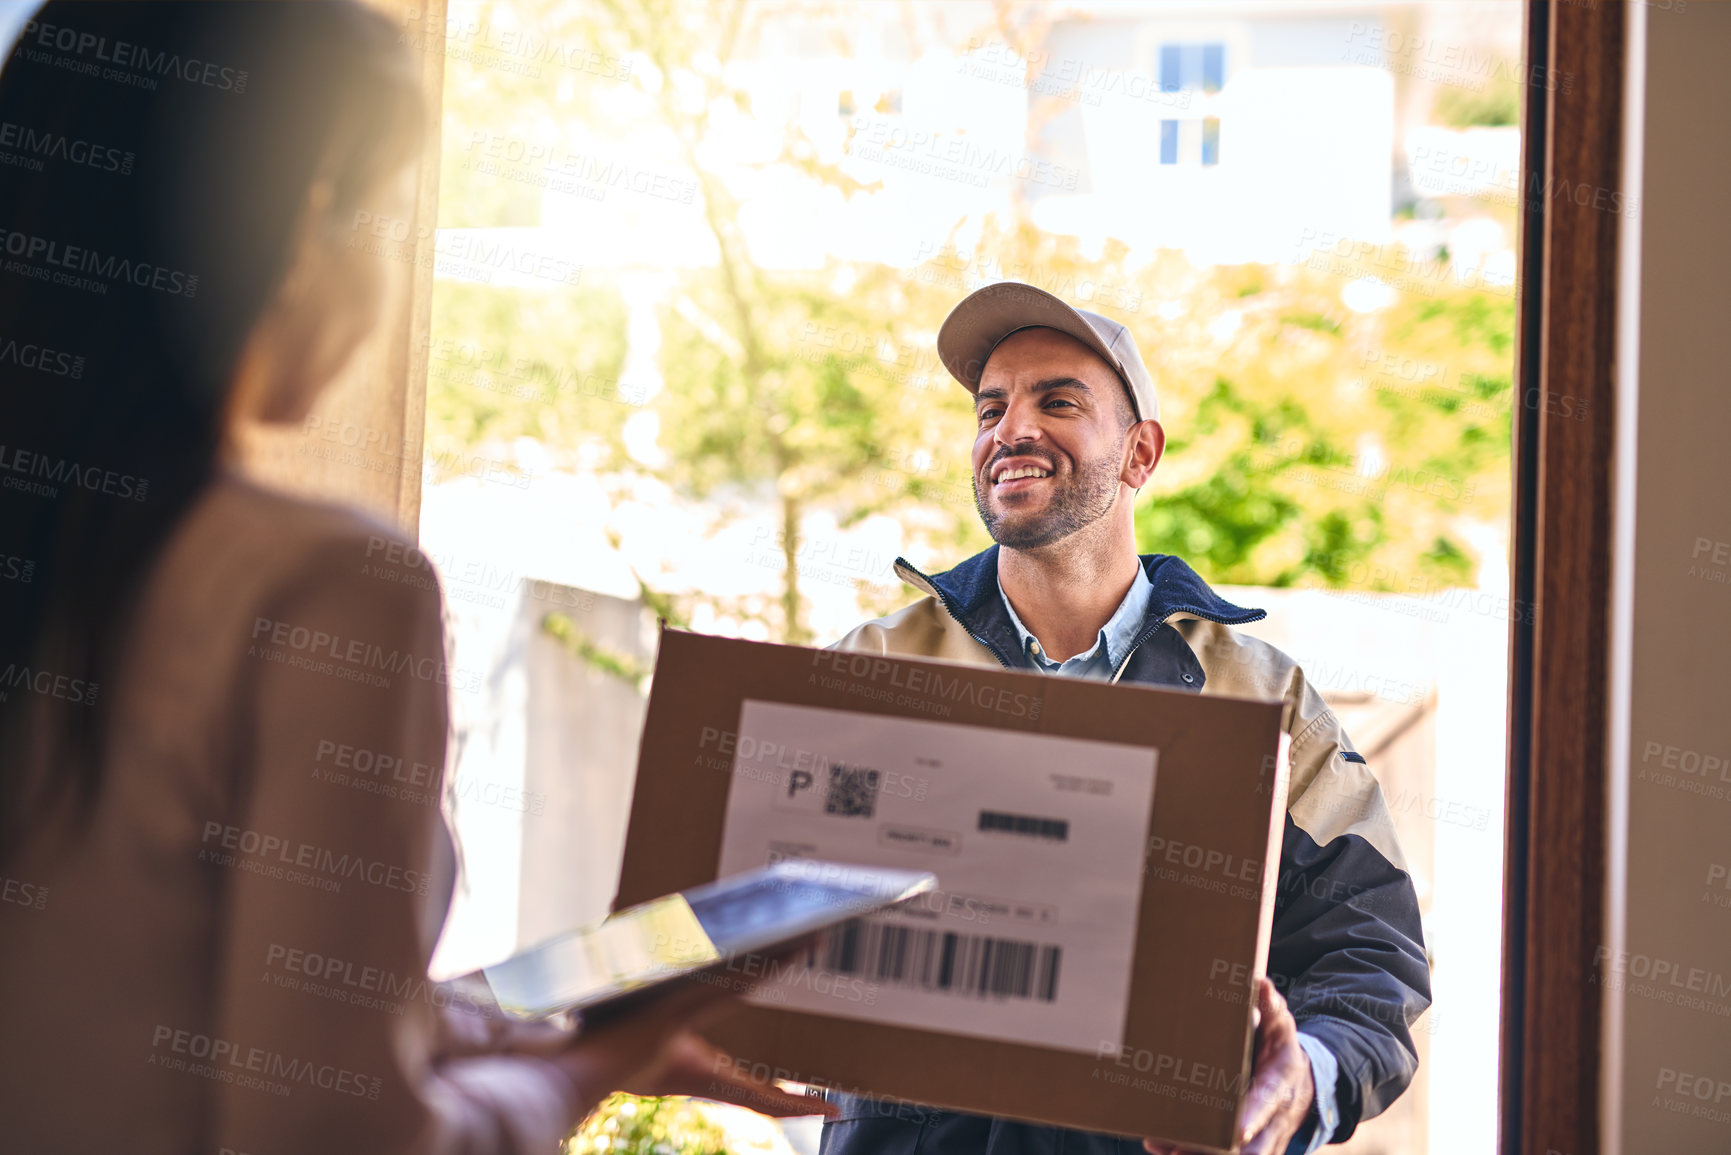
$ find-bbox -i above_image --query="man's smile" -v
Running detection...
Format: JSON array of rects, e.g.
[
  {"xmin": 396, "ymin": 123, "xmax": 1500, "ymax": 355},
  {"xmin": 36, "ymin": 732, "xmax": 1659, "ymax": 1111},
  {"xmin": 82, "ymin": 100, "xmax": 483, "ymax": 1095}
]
[{"xmin": 989, "ymin": 457, "xmax": 1057, "ymax": 491}]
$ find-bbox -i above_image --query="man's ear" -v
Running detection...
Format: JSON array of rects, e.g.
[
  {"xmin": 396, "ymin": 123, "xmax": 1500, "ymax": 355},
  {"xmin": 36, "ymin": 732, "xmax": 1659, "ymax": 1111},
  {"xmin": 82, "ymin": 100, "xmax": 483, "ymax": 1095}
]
[{"xmin": 1123, "ymin": 419, "xmax": 1165, "ymax": 489}]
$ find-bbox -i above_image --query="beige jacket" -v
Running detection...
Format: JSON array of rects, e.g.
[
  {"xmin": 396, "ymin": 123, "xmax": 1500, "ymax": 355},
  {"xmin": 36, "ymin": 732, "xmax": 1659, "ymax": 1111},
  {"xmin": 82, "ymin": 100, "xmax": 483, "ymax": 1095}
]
[
  {"xmin": 834, "ymin": 558, "xmax": 1407, "ymax": 871},
  {"xmin": 822, "ymin": 549, "xmax": 1433, "ymax": 1137},
  {"xmin": 0, "ymin": 473, "xmax": 581, "ymax": 1155}
]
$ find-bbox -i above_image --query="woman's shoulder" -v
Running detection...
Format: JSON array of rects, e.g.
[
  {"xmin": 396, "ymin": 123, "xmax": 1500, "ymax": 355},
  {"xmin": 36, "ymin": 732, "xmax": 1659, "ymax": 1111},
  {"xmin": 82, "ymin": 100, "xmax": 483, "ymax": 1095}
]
[
  {"xmin": 107, "ymin": 474, "xmax": 449, "ymax": 822},
  {"xmin": 145, "ymin": 472, "xmax": 443, "ymax": 637},
  {"xmin": 201, "ymin": 470, "xmax": 419, "ymax": 557},
  {"xmin": 202, "ymin": 472, "xmax": 436, "ymax": 582}
]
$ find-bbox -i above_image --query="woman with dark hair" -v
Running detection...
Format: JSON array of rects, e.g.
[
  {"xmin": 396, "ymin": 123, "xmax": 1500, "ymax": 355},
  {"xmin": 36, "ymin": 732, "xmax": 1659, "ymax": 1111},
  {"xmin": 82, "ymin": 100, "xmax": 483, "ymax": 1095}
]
[{"xmin": 0, "ymin": 4, "xmax": 815, "ymax": 1150}]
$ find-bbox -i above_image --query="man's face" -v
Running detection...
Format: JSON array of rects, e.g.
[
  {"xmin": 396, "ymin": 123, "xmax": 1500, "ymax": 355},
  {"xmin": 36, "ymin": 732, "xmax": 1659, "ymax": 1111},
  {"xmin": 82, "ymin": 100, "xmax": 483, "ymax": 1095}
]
[{"xmin": 970, "ymin": 327, "xmax": 1136, "ymax": 550}]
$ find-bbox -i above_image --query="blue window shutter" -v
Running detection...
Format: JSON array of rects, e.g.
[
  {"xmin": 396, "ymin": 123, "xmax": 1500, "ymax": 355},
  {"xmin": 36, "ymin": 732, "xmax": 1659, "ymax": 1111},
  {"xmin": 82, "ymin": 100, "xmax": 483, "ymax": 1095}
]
[
  {"xmin": 1202, "ymin": 44, "xmax": 1225, "ymax": 93},
  {"xmin": 1159, "ymin": 44, "xmax": 1182, "ymax": 93},
  {"xmin": 1181, "ymin": 44, "xmax": 1204, "ymax": 91}
]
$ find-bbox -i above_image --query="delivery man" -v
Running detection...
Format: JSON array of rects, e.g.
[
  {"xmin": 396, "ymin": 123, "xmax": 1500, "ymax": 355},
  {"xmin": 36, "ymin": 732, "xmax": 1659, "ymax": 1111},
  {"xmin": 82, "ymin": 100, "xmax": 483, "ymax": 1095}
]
[{"xmin": 819, "ymin": 282, "xmax": 1431, "ymax": 1155}]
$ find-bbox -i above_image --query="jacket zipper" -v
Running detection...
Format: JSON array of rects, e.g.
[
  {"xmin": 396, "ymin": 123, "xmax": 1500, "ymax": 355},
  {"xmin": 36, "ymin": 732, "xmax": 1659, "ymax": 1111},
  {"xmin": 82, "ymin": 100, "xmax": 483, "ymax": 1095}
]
[
  {"xmin": 1112, "ymin": 605, "xmax": 1267, "ymax": 684},
  {"xmin": 932, "ymin": 584, "xmax": 1017, "ymax": 670},
  {"xmin": 895, "ymin": 559, "xmax": 1016, "ymax": 670},
  {"xmin": 898, "ymin": 559, "xmax": 1265, "ymax": 683}
]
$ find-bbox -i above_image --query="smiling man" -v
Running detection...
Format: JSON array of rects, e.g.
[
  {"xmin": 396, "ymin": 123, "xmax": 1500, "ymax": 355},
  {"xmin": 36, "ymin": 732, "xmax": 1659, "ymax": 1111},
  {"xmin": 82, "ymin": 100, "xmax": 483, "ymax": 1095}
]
[{"xmin": 820, "ymin": 283, "xmax": 1431, "ymax": 1155}]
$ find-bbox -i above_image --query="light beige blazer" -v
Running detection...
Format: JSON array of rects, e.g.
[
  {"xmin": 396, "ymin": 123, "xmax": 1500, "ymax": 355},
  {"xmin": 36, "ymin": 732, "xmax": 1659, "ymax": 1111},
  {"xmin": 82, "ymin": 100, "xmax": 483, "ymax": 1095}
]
[{"xmin": 0, "ymin": 473, "xmax": 580, "ymax": 1154}]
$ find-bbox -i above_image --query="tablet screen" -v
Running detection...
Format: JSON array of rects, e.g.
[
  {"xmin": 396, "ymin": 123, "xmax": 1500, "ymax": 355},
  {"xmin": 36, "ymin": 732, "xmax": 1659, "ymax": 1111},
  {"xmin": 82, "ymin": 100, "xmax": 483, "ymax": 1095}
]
[
  {"xmin": 688, "ymin": 874, "xmax": 867, "ymax": 950},
  {"xmin": 482, "ymin": 893, "xmax": 720, "ymax": 1019}
]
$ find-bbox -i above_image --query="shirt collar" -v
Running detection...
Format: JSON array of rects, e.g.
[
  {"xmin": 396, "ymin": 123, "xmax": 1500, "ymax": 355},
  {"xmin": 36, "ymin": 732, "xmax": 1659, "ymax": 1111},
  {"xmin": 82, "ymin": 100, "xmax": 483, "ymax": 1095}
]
[{"xmin": 996, "ymin": 562, "xmax": 1156, "ymax": 675}]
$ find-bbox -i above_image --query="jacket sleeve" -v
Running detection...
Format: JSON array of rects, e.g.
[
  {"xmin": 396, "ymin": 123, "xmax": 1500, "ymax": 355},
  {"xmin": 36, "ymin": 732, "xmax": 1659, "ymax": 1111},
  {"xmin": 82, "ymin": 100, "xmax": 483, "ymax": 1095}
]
[
  {"xmin": 1179, "ymin": 618, "xmax": 1433, "ymax": 1141},
  {"xmin": 1269, "ymin": 673, "xmax": 1433, "ymax": 1145}
]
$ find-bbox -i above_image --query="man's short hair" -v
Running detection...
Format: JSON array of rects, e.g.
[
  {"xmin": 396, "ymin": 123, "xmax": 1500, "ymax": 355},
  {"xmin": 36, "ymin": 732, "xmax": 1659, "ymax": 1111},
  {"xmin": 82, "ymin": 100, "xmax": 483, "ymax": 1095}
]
[{"xmin": 1110, "ymin": 380, "xmax": 1137, "ymax": 434}]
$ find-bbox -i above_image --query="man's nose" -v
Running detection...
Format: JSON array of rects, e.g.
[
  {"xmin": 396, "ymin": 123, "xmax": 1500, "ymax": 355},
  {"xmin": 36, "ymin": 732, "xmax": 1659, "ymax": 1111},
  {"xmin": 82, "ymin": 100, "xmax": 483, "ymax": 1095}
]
[{"xmin": 994, "ymin": 396, "xmax": 1043, "ymax": 447}]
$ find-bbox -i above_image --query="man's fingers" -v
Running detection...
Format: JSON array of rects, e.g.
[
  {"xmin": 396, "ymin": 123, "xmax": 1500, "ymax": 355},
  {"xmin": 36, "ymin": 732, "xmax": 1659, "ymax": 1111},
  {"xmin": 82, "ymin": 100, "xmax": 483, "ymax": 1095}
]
[
  {"xmin": 1256, "ymin": 979, "xmax": 1294, "ymax": 1036},
  {"xmin": 1241, "ymin": 1125, "xmax": 1282, "ymax": 1155},
  {"xmin": 1236, "ymin": 979, "xmax": 1315, "ymax": 1153},
  {"xmin": 1238, "ymin": 980, "xmax": 1300, "ymax": 1144},
  {"xmin": 1235, "ymin": 1070, "xmax": 1285, "ymax": 1147},
  {"xmin": 1253, "ymin": 979, "xmax": 1297, "ymax": 1062},
  {"xmin": 1238, "ymin": 1074, "xmax": 1308, "ymax": 1155},
  {"xmin": 1259, "ymin": 978, "xmax": 1294, "ymax": 1022}
]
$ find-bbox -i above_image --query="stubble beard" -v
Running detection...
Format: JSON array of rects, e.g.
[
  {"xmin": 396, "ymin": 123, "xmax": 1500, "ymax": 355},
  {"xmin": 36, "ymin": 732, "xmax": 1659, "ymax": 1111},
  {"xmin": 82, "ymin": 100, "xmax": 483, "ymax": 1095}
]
[{"xmin": 974, "ymin": 448, "xmax": 1123, "ymax": 550}]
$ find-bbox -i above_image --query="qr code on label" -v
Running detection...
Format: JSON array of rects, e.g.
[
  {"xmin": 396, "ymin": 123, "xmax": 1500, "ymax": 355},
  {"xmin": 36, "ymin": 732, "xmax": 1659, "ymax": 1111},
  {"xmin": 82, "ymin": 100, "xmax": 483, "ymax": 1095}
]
[{"xmin": 824, "ymin": 763, "xmax": 881, "ymax": 818}]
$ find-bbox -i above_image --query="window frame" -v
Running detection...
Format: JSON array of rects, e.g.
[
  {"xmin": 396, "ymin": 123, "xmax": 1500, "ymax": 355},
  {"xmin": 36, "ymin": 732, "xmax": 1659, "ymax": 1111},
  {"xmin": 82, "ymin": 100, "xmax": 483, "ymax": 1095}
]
[{"xmin": 1500, "ymin": 3, "xmax": 1625, "ymax": 1154}]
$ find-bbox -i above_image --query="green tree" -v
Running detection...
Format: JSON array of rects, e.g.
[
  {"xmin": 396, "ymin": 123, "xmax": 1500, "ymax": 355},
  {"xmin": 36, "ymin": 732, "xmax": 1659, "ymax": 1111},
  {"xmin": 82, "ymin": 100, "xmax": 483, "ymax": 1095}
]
[
  {"xmin": 570, "ymin": 0, "xmax": 980, "ymax": 643},
  {"xmin": 1130, "ymin": 262, "xmax": 1513, "ymax": 590},
  {"xmin": 424, "ymin": 281, "xmax": 634, "ymax": 477},
  {"xmin": 1433, "ymin": 65, "xmax": 1521, "ymax": 128},
  {"xmin": 428, "ymin": 0, "xmax": 1517, "ymax": 640}
]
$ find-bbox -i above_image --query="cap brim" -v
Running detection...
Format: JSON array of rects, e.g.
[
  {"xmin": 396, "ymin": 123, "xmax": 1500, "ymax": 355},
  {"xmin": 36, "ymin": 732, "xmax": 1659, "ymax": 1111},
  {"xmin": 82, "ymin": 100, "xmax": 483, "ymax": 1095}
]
[{"xmin": 936, "ymin": 282, "xmax": 1125, "ymax": 394}]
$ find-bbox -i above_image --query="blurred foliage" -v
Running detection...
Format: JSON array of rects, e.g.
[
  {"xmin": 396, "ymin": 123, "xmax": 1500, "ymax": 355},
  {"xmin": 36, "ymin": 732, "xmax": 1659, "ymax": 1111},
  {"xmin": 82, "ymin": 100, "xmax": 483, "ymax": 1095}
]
[
  {"xmin": 1126, "ymin": 256, "xmax": 1514, "ymax": 589},
  {"xmin": 425, "ymin": 0, "xmax": 1518, "ymax": 645},
  {"xmin": 651, "ymin": 261, "xmax": 985, "ymax": 640},
  {"xmin": 568, "ymin": 1094, "xmax": 735, "ymax": 1155},
  {"xmin": 424, "ymin": 282, "xmax": 633, "ymax": 477},
  {"xmin": 542, "ymin": 610, "xmax": 653, "ymax": 691},
  {"xmin": 1432, "ymin": 65, "xmax": 1521, "ymax": 127}
]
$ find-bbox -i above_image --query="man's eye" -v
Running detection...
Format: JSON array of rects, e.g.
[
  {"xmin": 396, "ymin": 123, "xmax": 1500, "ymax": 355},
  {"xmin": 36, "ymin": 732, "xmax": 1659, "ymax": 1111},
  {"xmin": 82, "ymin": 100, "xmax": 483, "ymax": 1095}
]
[
  {"xmin": 978, "ymin": 408, "xmax": 1003, "ymax": 421},
  {"xmin": 1045, "ymin": 398, "xmax": 1076, "ymax": 409}
]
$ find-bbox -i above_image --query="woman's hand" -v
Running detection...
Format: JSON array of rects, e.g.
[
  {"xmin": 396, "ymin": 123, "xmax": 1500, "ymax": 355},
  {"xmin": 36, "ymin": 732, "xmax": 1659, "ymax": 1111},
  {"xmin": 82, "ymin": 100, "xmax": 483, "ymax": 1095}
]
[
  {"xmin": 625, "ymin": 1029, "xmax": 836, "ymax": 1117},
  {"xmin": 547, "ymin": 967, "xmax": 836, "ymax": 1121}
]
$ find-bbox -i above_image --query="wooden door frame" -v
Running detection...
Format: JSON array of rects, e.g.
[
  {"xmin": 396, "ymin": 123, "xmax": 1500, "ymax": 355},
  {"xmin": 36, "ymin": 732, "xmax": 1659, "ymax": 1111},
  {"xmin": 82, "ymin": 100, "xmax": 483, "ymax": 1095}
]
[
  {"xmin": 1501, "ymin": 3, "xmax": 1626, "ymax": 1154},
  {"xmin": 244, "ymin": 0, "xmax": 1627, "ymax": 1144}
]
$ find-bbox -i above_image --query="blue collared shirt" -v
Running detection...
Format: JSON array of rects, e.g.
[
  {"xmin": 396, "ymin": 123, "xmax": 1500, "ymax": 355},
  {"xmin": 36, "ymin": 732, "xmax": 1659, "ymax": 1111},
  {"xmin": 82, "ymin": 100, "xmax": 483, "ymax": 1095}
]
[
  {"xmin": 995, "ymin": 564, "xmax": 1153, "ymax": 680},
  {"xmin": 996, "ymin": 567, "xmax": 1338, "ymax": 1154}
]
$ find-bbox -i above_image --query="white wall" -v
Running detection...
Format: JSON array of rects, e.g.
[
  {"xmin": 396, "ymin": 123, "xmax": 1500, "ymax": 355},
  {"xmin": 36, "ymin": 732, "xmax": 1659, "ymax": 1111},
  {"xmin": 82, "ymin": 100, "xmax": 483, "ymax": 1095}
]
[{"xmin": 1608, "ymin": 2, "xmax": 1731, "ymax": 1150}]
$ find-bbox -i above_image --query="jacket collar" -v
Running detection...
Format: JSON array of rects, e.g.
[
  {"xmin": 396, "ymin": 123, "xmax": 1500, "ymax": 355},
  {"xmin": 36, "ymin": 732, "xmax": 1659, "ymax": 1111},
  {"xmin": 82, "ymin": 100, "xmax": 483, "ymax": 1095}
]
[{"xmin": 891, "ymin": 544, "xmax": 1266, "ymax": 686}]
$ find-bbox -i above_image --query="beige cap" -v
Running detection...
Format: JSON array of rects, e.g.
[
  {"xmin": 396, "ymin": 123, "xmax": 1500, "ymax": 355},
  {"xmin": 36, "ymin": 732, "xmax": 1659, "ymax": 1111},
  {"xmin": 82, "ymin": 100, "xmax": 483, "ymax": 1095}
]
[{"xmin": 936, "ymin": 281, "xmax": 1159, "ymax": 422}]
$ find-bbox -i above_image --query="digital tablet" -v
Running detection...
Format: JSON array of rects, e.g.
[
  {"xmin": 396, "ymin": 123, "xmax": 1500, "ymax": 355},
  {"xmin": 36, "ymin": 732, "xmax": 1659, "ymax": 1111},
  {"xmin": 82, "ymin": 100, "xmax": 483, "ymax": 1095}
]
[{"xmin": 480, "ymin": 860, "xmax": 937, "ymax": 1021}]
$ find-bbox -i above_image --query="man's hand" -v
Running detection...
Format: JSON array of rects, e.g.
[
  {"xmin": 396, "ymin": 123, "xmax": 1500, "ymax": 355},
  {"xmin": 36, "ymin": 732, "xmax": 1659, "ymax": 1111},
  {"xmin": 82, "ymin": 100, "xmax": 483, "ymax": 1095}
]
[{"xmin": 1144, "ymin": 979, "xmax": 1316, "ymax": 1155}]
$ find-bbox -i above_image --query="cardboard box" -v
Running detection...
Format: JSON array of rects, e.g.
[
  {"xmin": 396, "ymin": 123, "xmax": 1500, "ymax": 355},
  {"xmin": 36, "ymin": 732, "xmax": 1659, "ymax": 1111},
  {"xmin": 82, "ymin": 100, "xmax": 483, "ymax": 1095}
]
[{"xmin": 614, "ymin": 628, "xmax": 1288, "ymax": 1152}]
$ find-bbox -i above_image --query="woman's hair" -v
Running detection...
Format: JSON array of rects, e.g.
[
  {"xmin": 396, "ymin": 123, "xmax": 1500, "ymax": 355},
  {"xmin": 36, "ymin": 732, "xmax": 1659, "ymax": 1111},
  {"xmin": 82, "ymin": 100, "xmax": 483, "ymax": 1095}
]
[{"xmin": 0, "ymin": 2, "xmax": 424, "ymax": 863}]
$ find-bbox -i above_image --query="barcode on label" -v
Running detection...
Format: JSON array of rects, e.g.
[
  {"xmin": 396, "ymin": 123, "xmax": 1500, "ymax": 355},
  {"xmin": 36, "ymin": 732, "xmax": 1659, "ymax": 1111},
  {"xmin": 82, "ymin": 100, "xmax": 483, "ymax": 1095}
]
[
  {"xmin": 978, "ymin": 810, "xmax": 1070, "ymax": 841},
  {"xmin": 811, "ymin": 918, "xmax": 1062, "ymax": 1002},
  {"xmin": 824, "ymin": 762, "xmax": 880, "ymax": 818}
]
